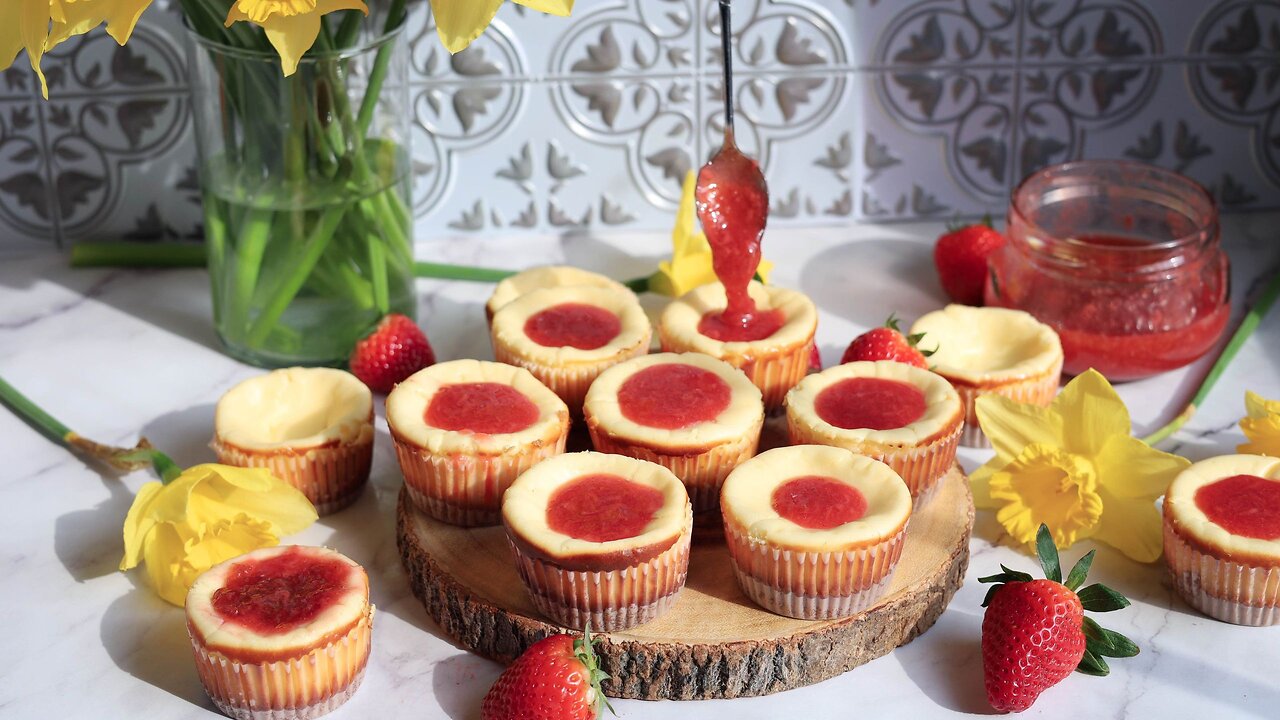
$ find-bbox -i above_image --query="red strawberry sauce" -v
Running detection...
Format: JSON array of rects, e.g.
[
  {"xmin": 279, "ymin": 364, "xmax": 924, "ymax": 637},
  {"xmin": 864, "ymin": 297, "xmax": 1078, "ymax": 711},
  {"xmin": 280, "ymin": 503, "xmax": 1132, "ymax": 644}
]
[
  {"xmin": 815, "ymin": 378, "xmax": 927, "ymax": 431},
  {"xmin": 771, "ymin": 476, "xmax": 868, "ymax": 530},
  {"xmin": 426, "ymin": 382, "xmax": 539, "ymax": 435},
  {"xmin": 617, "ymin": 363, "xmax": 731, "ymax": 429},
  {"xmin": 547, "ymin": 474, "xmax": 664, "ymax": 542},
  {"xmin": 1194, "ymin": 475, "xmax": 1280, "ymax": 540},
  {"xmin": 696, "ymin": 129, "xmax": 779, "ymax": 341},
  {"xmin": 211, "ymin": 548, "xmax": 351, "ymax": 634},
  {"xmin": 524, "ymin": 303, "xmax": 620, "ymax": 350}
]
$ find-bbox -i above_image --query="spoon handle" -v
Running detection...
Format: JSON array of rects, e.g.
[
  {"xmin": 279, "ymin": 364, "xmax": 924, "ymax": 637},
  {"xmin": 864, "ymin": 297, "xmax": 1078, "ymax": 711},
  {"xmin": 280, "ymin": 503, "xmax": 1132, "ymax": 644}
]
[{"xmin": 719, "ymin": 0, "xmax": 734, "ymax": 135}]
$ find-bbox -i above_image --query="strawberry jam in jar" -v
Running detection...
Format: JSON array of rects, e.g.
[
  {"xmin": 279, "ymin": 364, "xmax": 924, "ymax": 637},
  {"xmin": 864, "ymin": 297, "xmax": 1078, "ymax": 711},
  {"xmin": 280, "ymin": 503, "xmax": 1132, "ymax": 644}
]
[{"xmin": 987, "ymin": 160, "xmax": 1229, "ymax": 381}]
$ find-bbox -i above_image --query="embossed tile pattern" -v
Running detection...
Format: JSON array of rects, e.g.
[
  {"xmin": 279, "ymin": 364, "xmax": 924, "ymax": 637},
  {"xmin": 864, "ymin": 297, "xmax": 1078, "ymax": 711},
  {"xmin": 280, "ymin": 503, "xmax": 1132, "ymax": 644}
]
[{"xmin": 0, "ymin": 0, "xmax": 1276, "ymax": 247}]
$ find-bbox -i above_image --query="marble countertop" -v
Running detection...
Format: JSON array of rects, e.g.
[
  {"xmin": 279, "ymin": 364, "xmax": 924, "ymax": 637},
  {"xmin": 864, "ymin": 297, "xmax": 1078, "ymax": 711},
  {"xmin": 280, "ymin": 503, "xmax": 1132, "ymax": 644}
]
[{"xmin": 2, "ymin": 217, "xmax": 1278, "ymax": 720}]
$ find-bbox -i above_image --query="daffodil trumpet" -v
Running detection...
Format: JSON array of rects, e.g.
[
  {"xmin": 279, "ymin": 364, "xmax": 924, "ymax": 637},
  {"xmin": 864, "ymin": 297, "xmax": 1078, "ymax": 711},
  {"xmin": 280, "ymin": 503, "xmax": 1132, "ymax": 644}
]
[{"xmin": 0, "ymin": 373, "xmax": 318, "ymax": 606}]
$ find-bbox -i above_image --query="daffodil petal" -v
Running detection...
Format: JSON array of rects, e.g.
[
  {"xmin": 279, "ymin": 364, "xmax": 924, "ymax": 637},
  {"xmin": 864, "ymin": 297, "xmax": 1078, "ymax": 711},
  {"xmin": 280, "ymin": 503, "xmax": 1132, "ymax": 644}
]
[
  {"xmin": 1053, "ymin": 369, "xmax": 1130, "ymax": 456},
  {"xmin": 975, "ymin": 392, "xmax": 1064, "ymax": 461},
  {"xmin": 1092, "ymin": 487, "xmax": 1163, "ymax": 563},
  {"xmin": 514, "ymin": 0, "xmax": 573, "ymax": 16},
  {"xmin": 183, "ymin": 516, "xmax": 278, "ymax": 573},
  {"xmin": 1246, "ymin": 390, "xmax": 1280, "ymax": 419},
  {"xmin": 15, "ymin": 0, "xmax": 50, "ymax": 98},
  {"xmin": 1093, "ymin": 434, "xmax": 1190, "ymax": 500},
  {"xmin": 1239, "ymin": 415, "xmax": 1280, "ymax": 456},
  {"xmin": 970, "ymin": 460, "xmax": 997, "ymax": 508},
  {"xmin": 190, "ymin": 464, "xmax": 318, "ymax": 534},
  {"xmin": 260, "ymin": 10, "xmax": 324, "ymax": 76},
  {"xmin": 430, "ymin": 0, "xmax": 505, "ymax": 54},
  {"xmin": 141, "ymin": 522, "xmax": 196, "ymax": 606},
  {"xmin": 120, "ymin": 481, "xmax": 165, "ymax": 570}
]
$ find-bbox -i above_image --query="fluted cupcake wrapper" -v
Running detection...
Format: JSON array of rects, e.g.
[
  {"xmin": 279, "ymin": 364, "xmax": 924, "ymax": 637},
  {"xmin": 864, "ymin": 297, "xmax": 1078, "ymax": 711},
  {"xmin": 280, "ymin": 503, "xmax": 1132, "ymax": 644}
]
[
  {"xmin": 393, "ymin": 432, "xmax": 568, "ymax": 527},
  {"xmin": 948, "ymin": 359, "xmax": 1061, "ymax": 449},
  {"xmin": 191, "ymin": 606, "xmax": 373, "ymax": 720},
  {"xmin": 586, "ymin": 419, "xmax": 761, "ymax": 522},
  {"xmin": 508, "ymin": 522, "xmax": 692, "ymax": 632},
  {"xmin": 724, "ymin": 520, "xmax": 908, "ymax": 620},
  {"xmin": 1165, "ymin": 525, "xmax": 1280, "ymax": 626},
  {"xmin": 493, "ymin": 343, "xmax": 648, "ymax": 414},
  {"xmin": 213, "ymin": 439, "xmax": 372, "ymax": 516},
  {"xmin": 657, "ymin": 332, "xmax": 813, "ymax": 412},
  {"xmin": 785, "ymin": 415, "xmax": 961, "ymax": 506}
]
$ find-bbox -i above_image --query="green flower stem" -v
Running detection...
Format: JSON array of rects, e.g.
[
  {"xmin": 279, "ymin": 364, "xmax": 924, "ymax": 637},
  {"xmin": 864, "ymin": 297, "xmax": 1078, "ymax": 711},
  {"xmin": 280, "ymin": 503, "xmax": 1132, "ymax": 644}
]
[
  {"xmin": 413, "ymin": 262, "xmax": 515, "ymax": 282},
  {"xmin": 1142, "ymin": 268, "xmax": 1280, "ymax": 446},
  {"xmin": 367, "ymin": 233, "xmax": 391, "ymax": 313},
  {"xmin": 0, "ymin": 374, "xmax": 180, "ymax": 482},
  {"xmin": 70, "ymin": 243, "xmax": 207, "ymax": 268},
  {"xmin": 229, "ymin": 208, "xmax": 273, "ymax": 333},
  {"xmin": 247, "ymin": 207, "xmax": 346, "ymax": 346}
]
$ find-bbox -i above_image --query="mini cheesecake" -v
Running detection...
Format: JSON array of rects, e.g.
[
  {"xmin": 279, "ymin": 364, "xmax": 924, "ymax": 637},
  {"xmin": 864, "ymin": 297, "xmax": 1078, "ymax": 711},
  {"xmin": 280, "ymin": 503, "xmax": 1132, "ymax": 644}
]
[
  {"xmin": 490, "ymin": 285, "xmax": 651, "ymax": 413},
  {"xmin": 721, "ymin": 445, "xmax": 912, "ymax": 620},
  {"xmin": 486, "ymin": 265, "xmax": 629, "ymax": 324},
  {"xmin": 213, "ymin": 368, "xmax": 373, "ymax": 514},
  {"xmin": 387, "ymin": 359, "xmax": 569, "ymax": 526},
  {"xmin": 186, "ymin": 545, "xmax": 373, "ymax": 720},
  {"xmin": 502, "ymin": 452, "xmax": 692, "ymax": 631},
  {"xmin": 785, "ymin": 360, "xmax": 963, "ymax": 504},
  {"xmin": 1164, "ymin": 454, "xmax": 1280, "ymax": 626},
  {"xmin": 657, "ymin": 281, "xmax": 817, "ymax": 410},
  {"xmin": 910, "ymin": 305, "xmax": 1062, "ymax": 448},
  {"xmin": 583, "ymin": 352, "xmax": 763, "ymax": 525}
]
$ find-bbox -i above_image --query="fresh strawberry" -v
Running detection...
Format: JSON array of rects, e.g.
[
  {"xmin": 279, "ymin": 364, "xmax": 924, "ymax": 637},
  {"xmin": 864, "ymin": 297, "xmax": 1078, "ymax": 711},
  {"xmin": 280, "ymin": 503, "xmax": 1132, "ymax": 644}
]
[
  {"xmin": 481, "ymin": 629, "xmax": 611, "ymax": 720},
  {"xmin": 980, "ymin": 524, "xmax": 1138, "ymax": 713},
  {"xmin": 840, "ymin": 315, "xmax": 934, "ymax": 368},
  {"xmin": 348, "ymin": 313, "xmax": 435, "ymax": 393},
  {"xmin": 934, "ymin": 218, "xmax": 1005, "ymax": 305}
]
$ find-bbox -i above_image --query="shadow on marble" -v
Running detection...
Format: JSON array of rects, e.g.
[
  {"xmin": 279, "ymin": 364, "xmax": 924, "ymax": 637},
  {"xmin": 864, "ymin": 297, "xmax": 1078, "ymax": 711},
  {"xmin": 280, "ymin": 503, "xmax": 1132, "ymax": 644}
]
[
  {"xmin": 431, "ymin": 653, "xmax": 503, "ymax": 720},
  {"xmin": 139, "ymin": 403, "xmax": 217, "ymax": 469},
  {"xmin": 1145, "ymin": 647, "xmax": 1280, "ymax": 717},
  {"xmin": 100, "ymin": 588, "xmax": 211, "ymax": 713},
  {"xmin": 54, "ymin": 469, "xmax": 136, "ymax": 582},
  {"xmin": 894, "ymin": 608, "xmax": 995, "ymax": 715},
  {"xmin": 798, "ymin": 238, "xmax": 945, "ymax": 330}
]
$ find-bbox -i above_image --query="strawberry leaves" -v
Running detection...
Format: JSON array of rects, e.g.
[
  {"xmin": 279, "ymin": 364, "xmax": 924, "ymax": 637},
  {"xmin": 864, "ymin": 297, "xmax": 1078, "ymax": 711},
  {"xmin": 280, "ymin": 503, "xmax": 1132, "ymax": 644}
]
[{"xmin": 573, "ymin": 626, "xmax": 615, "ymax": 717}]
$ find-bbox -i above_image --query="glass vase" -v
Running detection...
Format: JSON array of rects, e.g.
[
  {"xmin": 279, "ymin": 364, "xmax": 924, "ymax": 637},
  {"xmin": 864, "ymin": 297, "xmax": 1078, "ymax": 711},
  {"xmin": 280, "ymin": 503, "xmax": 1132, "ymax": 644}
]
[{"xmin": 186, "ymin": 25, "xmax": 414, "ymax": 367}]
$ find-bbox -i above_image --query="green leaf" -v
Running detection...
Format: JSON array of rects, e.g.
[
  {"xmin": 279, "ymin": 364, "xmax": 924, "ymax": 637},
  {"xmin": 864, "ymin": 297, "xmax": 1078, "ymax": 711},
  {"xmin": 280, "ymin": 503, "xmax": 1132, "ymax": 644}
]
[
  {"xmin": 1078, "ymin": 583, "xmax": 1131, "ymax": 612},
  {"xmin": 978, "ymin": 571, "xmax": 1033, "ymax": 584},
  {"xmin": 1076, "ymin": 649, "xmax": 1110, "ymax": 677},
  {"xmin": 981, "ymin": 584, "xmax": 1004, "ymax": 608},
  {"xmin": 1036, "ymin": 524, "xmax": 1062, "ymax": 583},
  {"xmin": 1064, "ymin": 549, "xmax": 1095, "ymax": 591},
  {"xmin": 1084, "ymin": 618, "xmax": 1140, "ymax": 658}
]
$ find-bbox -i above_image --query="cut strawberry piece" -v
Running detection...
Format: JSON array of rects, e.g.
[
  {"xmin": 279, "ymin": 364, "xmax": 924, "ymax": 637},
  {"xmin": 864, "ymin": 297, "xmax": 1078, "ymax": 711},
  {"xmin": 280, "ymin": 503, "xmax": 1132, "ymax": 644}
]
[{"xmin": 348, "ymin": 313, "xmax": 435, "ymax": 393}]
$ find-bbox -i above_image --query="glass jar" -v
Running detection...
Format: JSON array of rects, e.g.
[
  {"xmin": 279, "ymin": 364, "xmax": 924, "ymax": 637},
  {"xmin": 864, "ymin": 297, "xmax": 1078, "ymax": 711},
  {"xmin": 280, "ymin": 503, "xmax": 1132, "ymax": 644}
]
[
  {"xmin": 186, "ymin": 25, "xmax": 415, "ymax": 367},
  {"xmin": 987, "ymin": 160, "xmax": 1229, "ymax": 381}
]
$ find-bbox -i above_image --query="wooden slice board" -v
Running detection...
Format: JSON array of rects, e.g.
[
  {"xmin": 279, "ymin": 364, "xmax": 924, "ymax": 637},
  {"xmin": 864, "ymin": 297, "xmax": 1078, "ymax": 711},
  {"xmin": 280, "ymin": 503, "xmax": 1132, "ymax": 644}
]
[{"xmin": 397, "ymin": 463, "xmax": 973, "ymax": 700}]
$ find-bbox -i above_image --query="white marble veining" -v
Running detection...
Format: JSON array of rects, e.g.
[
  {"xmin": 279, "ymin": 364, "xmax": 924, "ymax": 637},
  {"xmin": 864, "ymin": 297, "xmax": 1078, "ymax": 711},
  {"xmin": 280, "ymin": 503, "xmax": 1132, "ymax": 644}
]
[{"xmin": 1, "ymin": 217, "xmax": 1278, "ymax": 720}]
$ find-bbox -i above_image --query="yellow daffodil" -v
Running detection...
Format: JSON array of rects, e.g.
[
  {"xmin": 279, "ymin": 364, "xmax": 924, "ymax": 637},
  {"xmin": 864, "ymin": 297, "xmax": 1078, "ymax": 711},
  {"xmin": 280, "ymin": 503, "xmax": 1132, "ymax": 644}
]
[
  {"xmin": 431, "ymin": 0, "xmax": 572, "ymax": 54},
  {"xmin": 648, "ymin": 171, "xmax": 773, "ymax": 298},
  {"xmin": 120, "ymin": 463, "xmax": 317, "ymax": 606},
  {"xmin": 972, "ymin": 369, "xmax": 1189, "ymax": 563},
  {"xmin": 2, "ymin": 0, "xmax": 55, "ymax": 98},
  {"xmin": 1239, "ymin": 391, "xmax": 1280, "ymax": 456},
  {"xmin": 225, "ymin": 0, "xmax": 368, "ymax": 76}
]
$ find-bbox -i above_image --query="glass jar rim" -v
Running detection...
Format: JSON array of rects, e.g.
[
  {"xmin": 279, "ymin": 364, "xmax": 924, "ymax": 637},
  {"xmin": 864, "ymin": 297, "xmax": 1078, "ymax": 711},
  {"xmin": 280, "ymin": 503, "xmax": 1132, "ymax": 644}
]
[
  {"xmin": 182, "ymin": 19, "xmax": 404, "ymax": 64},
  {"xmin": 1010, "ymin": 159, "xmax": 1218, "ymax": 255}
]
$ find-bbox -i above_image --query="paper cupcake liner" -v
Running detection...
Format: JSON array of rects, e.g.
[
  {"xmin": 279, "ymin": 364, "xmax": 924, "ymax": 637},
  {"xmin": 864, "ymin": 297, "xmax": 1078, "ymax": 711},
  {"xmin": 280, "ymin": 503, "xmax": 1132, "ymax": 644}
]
[
  {"xmin": 190, "ymin": 606, "xmax": 373, "ymax": 720},
  {"xmin": 213, "ymin": 438, "xmax": 373, "ymax": 516},
  {"xmin": 585, "ymin": 418, "xmax": 761, "ymax": 520},
  {"xmin": 507, "ymin": 521, "xmax": 692, "ymax": 632},
  {"xmin": 948, "ymin": 358, "xmax": 1062, "ymax": 449},
  {"xmin": 492, "ymin": 342, "xmax": 648, "ymax": 414},
  {"xmin": 785, "ymin": 413, "xmax": 961, "ymax": 505},
  {"xmin": 657, "ymin": 330, "xmax": 813, "ymax": 412},
  {"xmin": 723, "ymin": 518, "xmax": 907, "ymax": 620},
  {"xmin": 1165, "ymin": 524, "xmax": 1280, "ymax": 626},
  {"xmin": 393, "ymin": 431, "xmax": 568, "ymax": 527}
]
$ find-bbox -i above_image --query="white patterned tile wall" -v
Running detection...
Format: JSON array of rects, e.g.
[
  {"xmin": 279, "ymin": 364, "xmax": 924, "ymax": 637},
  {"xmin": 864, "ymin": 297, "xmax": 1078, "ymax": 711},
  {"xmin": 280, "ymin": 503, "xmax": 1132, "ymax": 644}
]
[{"xmin": 1, "ymin": 0, "xmax": 1277, "ymax": 247}]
